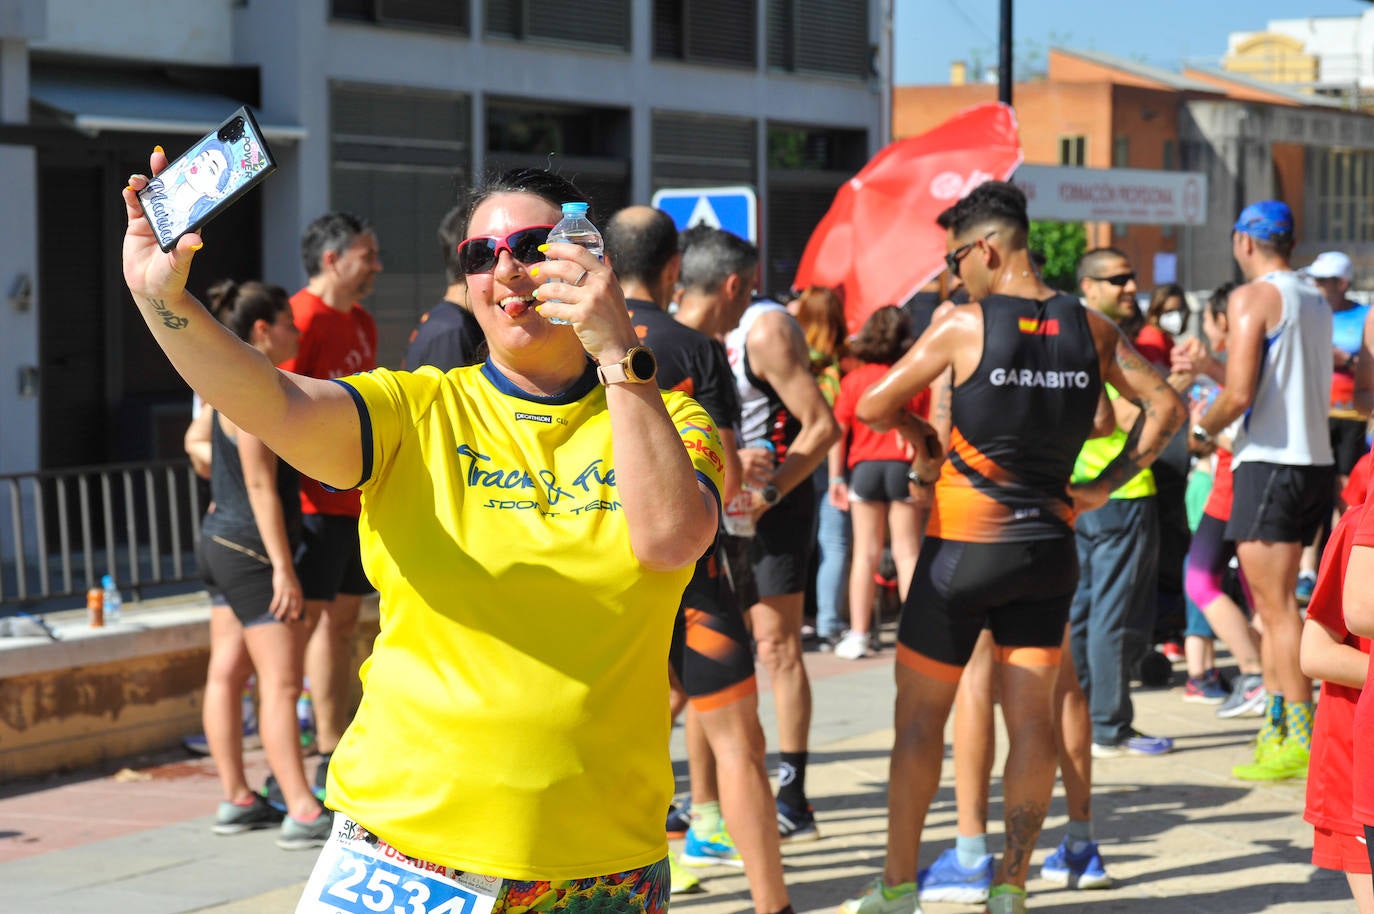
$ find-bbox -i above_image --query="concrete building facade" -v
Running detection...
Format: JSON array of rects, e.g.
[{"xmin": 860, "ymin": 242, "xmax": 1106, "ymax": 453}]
[
  {"xmin": 0, "ymin": 0, "xmax": 882, "ymax": 478},
  {"xmin": 896, "ymin": 47, "xmax": 1373, "ymax": 293}
]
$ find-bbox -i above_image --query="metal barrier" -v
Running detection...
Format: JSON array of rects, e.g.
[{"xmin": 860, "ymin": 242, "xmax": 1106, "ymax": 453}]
[{"xmin": 0, "ymin": 460, "xmax": 204, "ymax": 607}]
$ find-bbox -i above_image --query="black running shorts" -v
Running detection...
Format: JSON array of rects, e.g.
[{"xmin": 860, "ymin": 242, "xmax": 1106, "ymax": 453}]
[
  {"xmin": 750, "ymin": 476, "xmax": 817, "ymax": 598},
  {"xmin": 848, "ymin": 460, "xmax": 913, "ymax": 503},
  {"xmin": 896, "ymin": 535, "xmax": 1079, "ymax": 675},
  {"xmin": 669, "ymin": 554, "xmax": 757, "ymax": 711},
  {"xmin": 296, "ymin": 513, "xmax": 373, "ymax": 602},
  {"xmin": 1226, "ymin": 462, "xmax": 1335, "ymax": 545}
]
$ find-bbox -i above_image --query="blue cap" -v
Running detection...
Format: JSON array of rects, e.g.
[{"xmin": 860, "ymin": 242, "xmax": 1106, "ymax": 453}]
[
  {"xmin": 561, "ymin": 202, "xmax": 589, "ymax": 214},
  {"xmin": 1233, "ymin": 200, "xmax": 1293, "ymax": 241}
]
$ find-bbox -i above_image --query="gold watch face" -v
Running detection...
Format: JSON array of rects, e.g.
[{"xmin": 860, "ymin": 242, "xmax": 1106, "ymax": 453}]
[{"xmin": 628, "ymin": 347, "xmax": 656, "ymax": 381}]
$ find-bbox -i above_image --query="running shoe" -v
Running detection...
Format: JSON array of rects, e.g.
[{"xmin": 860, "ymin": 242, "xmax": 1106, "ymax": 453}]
[
  {"xmin": 666, "ymin": 802, "xmax": 691, "ymax": 839},
  {"xmin": 1233, "ymin": 740, "xmax": 1310, "ymax": 781},
  {"xmin": 916, "ymin": 848, "xmax": 993, "ymax": 903},
  {"xmin": 184, "ymin": 721, "xmax": 260, "ymax": 756},
  {"xmin": 1183, "ymin": 671, "xmax": 1228, "ymax": 704},
  {"xmin": 837, "ymin": 877, "xmax": 920, "ymax": 914},
  {"xmin": 1039, "ymin": 838, "xmax": 1112, "ymax": 889},
  {"xmin": 835, "ymin": 630, "xmax": 873, "ymax": 660},
  {"xmin": 1216, "ymin": 674, "xmax": 1266, "ymax": 719},
  {"xmin": 668, "ymin": 855, "xmax": 703, "ymax": 894},
  {"xmin": 681, "ymin": 828, "xmax": 743, "ymax": 868},
  {"xmin": 212, "ymin": 793, "xmax": 281, "ymax": 835},
  {"xmin": 984, "ymin": 884, "xmax": 1029, "ymax": 914},
  {"xmin": 1159, "ymin": 640, "xmax": 1185, "ymax": 664},
  {"xmin": 313, "ymin": 752, "xmax": 331, "ymax": 802},
  {"xmin": 260, "ymin": 774, "xmax": 287, "ymax": 813},
  {"xmin": 777, "ymin": 798, "xmax": 820, "ymax": 842},
  {"xmin": 1296, "ymin": 572, "xmax": 1317, "ymax": 605},
  {"xmin": 1090, "ymin": 729, "xmax": 1173, "ymax": 758},
  {"xmin": 277, "ymin": 806, "xmax": 332, "ymax": 850}
]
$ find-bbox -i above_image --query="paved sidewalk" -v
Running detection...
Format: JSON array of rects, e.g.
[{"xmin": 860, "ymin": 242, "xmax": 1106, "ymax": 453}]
[{"xmin": 0, "ymin": 639, "xmax": 1349, "ymax": 913}]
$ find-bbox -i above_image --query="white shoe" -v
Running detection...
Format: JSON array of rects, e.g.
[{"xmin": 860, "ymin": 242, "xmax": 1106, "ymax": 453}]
[{"xmin": 834, "ymin": 630, "xmax": 873, "ymax": 660}]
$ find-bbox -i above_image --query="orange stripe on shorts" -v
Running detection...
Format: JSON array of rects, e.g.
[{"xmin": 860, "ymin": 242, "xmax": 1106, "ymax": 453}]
[
  {"xmin": 994, "ymin": 645, "xmax": 1060, "ymax": 667},
  {"xmin": 689, "ymin": 676, "xmax": 759, "ymax": 712},
  {"xmin": 896, "ymin": 644, "xmax": 963, "ymax": 683}
]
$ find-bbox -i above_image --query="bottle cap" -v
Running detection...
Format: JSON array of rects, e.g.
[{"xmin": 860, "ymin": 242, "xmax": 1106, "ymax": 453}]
[
  {"xmin": 561, "ymin": 202, "xmax": 589, "ymax": 215},
  {"xmin": 101, "ymin": 574, "xmax": 114, "ymax": 588}
]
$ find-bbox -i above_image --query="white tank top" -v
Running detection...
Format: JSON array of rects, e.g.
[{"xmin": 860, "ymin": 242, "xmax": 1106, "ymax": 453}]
[
  {"xmin": 1232, "ymin": 270, "xmax": 1335, "ymax": 468},
  {"xmin": 726, "ymin": 299, "xmax": 793, "ymax": 448}
]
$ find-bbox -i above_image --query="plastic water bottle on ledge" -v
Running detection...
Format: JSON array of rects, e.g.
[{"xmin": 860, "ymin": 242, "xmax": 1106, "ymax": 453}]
[
  {"xmin": 101, "ymin": 573, "xmax": 122, "ymax": 624},
  {"xmin": 543, "ymin": 202, "xmax": 602, "ymax": 326}
]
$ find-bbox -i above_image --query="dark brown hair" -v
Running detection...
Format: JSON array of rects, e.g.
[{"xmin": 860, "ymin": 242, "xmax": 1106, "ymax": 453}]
[
  {"xmin": 792, "ymin": 286, "xmax": 847, "ymax": 364},
  {"xmin": 206, "ymin": 280, "xmax": 291, "ymax": 342},
  {"xmin": 847, "ymin": 305, "xmax": 913, "ymax": 365}
]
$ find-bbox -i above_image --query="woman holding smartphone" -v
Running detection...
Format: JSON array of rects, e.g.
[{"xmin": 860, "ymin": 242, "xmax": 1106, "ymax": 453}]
[{"xmin": 123, "ymin": 159, "xmax": 723, "ymax": 914}]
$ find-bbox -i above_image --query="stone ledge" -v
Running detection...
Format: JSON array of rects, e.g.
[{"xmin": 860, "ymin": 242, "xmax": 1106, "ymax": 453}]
[
  {"xmin": 0, "ymin": 592, "xmax": 380, "ymax": 783},
  {"xmin": 0, "ymin": 591, "xmax": 380, "ymax": 678}
]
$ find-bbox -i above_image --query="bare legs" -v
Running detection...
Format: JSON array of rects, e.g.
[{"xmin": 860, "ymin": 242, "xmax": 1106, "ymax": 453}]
[
  {"xmin": 205, "ymin": 605, "xmax": 315, "ymax": 817},
  {"xmin": 304, "ymin": 593, "xmax": 363, "ymax": 754}
]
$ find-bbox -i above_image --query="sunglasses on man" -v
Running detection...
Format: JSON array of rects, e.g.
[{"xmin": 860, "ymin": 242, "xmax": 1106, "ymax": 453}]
[
  {"xmin": 1089, "ymin": 272, "xmax": 1136, "ymax": 287},
  {"xmin": 945, "ymin": 231, "xmax": 997, "ymax": 279},
  {"xmin": 456, "ymin": 225, "xmax": 554, "ymax": 274}
]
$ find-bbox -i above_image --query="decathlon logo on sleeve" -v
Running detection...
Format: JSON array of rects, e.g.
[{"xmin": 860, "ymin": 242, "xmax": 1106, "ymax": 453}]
[{"xmin": 989, "ymin": 368, "xmax": 1092, "ymax": 389}]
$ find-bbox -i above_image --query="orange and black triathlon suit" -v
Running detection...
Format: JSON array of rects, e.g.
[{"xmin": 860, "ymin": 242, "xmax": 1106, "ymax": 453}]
[
  {"xmin": 898, "ymin": 293, "xmax": 1102, "ymax": 680},
  {"xmin": 626, "ymin": 299, "xmax": 757, "ymax": 711}
]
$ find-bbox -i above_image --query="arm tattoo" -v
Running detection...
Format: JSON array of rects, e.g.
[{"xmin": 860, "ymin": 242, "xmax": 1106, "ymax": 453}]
[
  {"xmin": 1094, "ymin": 410, "xmax": 1152, "ymax": 493},
  {"xmin": 146, "ymin": 297, "xmax": 189, "ymax": 330}
]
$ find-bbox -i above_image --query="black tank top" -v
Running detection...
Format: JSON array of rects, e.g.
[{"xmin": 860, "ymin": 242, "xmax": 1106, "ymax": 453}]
[
  {"xmin": 201, "ymin": 411, "xmax": 302, "ymax": 551},
  {"xmin": 929, "ymin": 293, "xmax": 1102, "ymax": 543}
]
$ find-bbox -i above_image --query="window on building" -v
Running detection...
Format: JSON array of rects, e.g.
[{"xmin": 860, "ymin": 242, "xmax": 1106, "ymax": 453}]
[
  {"xmin": 1307, "ymin": 147, "xmax": 1374, "ymax": 244},
  {"xmin": 486, "ymin": 99, "xmax": 632, "ymax": 221},
  {"xmin": 1163, "ymin": 138, "xmax": 1176, "ymax": 171},
  {"xmin": 330, "ymin": 83, "xmax": 471, "ymax": 368},
  {"xmin": 1113, "ymin": 135, "xmax": 1128, "ymax": 168},
  {"xmin": 654, "ymin": 0, "xmax": 757, "ymax": 67},
  {"xmin": 331, "ymin": 0, "xmax": 470, "ymax": 32},
  {"xmin": 765, "ymin": 123, "xmax": 868, "ymax": 298},
  {"xmin": 767, "ymin": 0, "xmax": 871, "ymax": 80},
  {"xmin": 1059, "ymin": 135, "xmax": 1086, "ymax": 167},
  {"xmin": 651, "ymin": 110, "xmax": 757, "ymax": 189},
  {"xmin": 485, "ymin": 0, "xmax": 631, "ymax": 51}
]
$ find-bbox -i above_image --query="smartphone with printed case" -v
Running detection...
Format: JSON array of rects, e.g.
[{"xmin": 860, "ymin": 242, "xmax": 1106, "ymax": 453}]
[{"xmin": 138, "ymin": 106, "xmax": 277, "ymax": 253}]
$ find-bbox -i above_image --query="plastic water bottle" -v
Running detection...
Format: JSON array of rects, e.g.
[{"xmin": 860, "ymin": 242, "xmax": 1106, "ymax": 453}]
[
  {"xmin": 101, "ymin": 573, "xmax": 122, "ymax": 624},
  {"xmin": 543, "ymin": 202, "xmax": 603, "ymax": 325},
  {"xmin": 242, "ymin": 675, "xmax": 258, "ymax": 740},
  {"xmin": 297, "ymin": 678, "xmax": 316, "ymax": 751}
]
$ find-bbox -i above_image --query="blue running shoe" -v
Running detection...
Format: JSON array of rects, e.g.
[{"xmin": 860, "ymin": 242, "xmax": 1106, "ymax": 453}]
[
  {"xmin": 776, "ymin": 798, "xmax": 820, "ymax": 843},
  {"xmin": 916, "ymin": 847, "xmax": 993, "ymax": 903},
  {"xmin": 681, "ymin": 828, "xmax": 743, "ymax": 868},
  {"xmin": 1040, "ymin": 838, "xmax": 1112, "ymax": 889}
]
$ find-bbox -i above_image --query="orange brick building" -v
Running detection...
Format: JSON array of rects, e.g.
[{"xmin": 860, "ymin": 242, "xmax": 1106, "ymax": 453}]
[{"xmin": 895, "ymin": 48, "xmax": 1367, "ymax": 290}]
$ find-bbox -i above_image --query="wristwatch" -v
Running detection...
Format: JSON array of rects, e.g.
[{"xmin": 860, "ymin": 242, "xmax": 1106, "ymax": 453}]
[
  {"xmin": 760, "ymin": 483, "xmax": 782, "ymax": 507},
  {"xmin": 907, "ymin": 469, "xmax": 935, "ymax": 487},
  {"xmin": 1190, "ymin": 424, "xmax": 1213, "ymax": 446},
  {"xmin": 597, "ymin": 347, "xmax": 657, "ymax": 386}
]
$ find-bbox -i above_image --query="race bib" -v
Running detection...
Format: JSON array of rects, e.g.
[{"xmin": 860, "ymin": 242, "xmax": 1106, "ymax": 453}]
[{"xmin": 297, "ymin": 815, "xmax": 502, "ymax": 914}]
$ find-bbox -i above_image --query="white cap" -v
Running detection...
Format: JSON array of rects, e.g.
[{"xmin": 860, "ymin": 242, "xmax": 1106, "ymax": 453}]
[{"xmin": 1306, "ymin": 251, "xmax": 1353, "ymax": 281}]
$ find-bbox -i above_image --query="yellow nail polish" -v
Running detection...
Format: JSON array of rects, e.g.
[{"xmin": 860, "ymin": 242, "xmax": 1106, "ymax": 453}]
[
  {"xmin": 190, "ymin": 243, "xmax": 204, "ymax": 251},
  {"xmin": 123, "ymin": 186, "xmax": 131, "ymax": 193},
  {"xmin": 154, "ymin": 145, "xmax": 164, "ymax": 154},
  {"xmin": 535, "ymin": 304, "xmax": 543, "ymax": 313},
  {"xmin": 529, "ymin": 265, "xmax": 541, "ymax": 278},
  {"xmin": 537, "ymin": 243, "xmax": 550, "ymax": 253}
]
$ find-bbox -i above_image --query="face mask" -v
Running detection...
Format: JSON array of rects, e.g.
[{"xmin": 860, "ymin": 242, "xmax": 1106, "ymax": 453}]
[{"xmin": 1159, "ymin": 310, "xmax": 1186, "ymax": 336}]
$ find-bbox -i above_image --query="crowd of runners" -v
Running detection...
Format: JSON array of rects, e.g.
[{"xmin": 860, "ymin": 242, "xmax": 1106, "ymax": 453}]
[{"xmin": 118, "ymin": 147, "xmax": 1374, "ymax": 914}]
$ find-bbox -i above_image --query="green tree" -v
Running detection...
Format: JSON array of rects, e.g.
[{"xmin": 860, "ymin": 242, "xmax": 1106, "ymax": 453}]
[{"xmin": 1028, "ymin": 220, "xmax": 1087, "ymax": 292}]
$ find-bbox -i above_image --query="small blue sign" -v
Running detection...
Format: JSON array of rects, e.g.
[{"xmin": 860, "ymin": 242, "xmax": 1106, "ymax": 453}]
[{"xmin": 652, "ymin": 185, "xmax": 758, "ymax": 243}]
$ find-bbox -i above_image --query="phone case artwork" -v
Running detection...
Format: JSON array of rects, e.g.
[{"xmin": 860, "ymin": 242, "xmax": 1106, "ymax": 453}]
[{"xmin": 138, "ymin": 106, "xmax": 277, "ymax": 252}]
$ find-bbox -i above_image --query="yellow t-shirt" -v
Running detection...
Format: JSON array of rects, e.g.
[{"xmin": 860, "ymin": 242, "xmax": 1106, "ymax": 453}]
[
  {"xmin": 1070, "ymin": 384, "xmax": 1157, "ymax": 500},
  {"xmin": 325, "ymin": 362, "xmax": 724, "ymax": 880}
]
